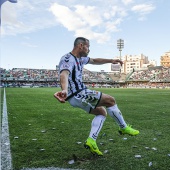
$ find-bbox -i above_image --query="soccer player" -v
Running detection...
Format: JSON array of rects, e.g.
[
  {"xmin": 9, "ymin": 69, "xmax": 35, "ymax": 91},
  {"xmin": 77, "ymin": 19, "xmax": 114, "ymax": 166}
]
[{"xmin": 54, "ymin": 37, "xmax": 139, "ymax": 156}]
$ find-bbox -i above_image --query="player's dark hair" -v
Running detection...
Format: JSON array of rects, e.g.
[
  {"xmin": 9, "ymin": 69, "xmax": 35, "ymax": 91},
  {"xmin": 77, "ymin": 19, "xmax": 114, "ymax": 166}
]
[{"xmin": 74, "ymin": 37, "xmax": 89, "ymax": 47}]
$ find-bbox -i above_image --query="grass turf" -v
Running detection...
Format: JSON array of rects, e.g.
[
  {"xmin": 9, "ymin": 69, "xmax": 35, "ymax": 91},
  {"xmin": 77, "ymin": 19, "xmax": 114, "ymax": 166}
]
[{"xmin": 2, "ymin": 88, "xmax": 170, "ymax": 170}]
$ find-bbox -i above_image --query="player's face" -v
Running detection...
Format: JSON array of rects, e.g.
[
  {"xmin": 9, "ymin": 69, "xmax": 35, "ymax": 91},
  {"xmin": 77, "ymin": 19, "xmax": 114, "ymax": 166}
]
[{"xmin": 81, "ymin": 41, "xmax": 90, "ymax": 57}]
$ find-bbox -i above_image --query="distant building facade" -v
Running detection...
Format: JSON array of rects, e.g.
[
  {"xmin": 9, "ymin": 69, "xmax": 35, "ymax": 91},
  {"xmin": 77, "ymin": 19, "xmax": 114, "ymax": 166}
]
[
  {"xmin": 111, "ymin": 54, "xmax": 157, "ymax": 74},
  {"xmin": 160, "ymin": 51, "xmax": 170, "ymax": 67}
]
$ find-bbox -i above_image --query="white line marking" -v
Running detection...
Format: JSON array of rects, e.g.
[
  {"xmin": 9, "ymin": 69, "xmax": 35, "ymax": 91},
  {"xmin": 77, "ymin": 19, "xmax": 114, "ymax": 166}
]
[{"xmin": 1, "ymin": 88, "xmax": 13, "ymax": 170}]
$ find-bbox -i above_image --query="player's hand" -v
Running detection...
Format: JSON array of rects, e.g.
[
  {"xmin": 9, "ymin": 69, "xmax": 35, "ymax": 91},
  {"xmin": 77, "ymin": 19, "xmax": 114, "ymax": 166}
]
[
  {"xmin": 54, "ymin": 90, "xmax": 67, "ymax": 103},
  {"xmin": 112, "ymin": 59, "xmax": 123, "ymax": 66}
]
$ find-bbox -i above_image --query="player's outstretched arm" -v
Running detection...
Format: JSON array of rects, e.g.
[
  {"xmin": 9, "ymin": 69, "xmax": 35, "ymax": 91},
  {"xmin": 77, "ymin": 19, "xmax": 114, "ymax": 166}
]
[{"xmin": 89, "ymin": 58, "xmax": 123, "ymax": 66}]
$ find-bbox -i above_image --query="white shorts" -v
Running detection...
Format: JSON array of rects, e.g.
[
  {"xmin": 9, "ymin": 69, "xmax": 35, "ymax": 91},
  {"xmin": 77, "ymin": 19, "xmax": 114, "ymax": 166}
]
[{"xmin": 67, "ymin": 89, "xmax": 102, "ymax": 113}]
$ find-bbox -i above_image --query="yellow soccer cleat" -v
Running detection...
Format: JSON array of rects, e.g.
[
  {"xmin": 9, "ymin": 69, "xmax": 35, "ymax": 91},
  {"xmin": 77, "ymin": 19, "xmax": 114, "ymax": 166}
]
[
  {"xmin": 119, "ymin": 125, "xmax": 139, "ymax": 136},
  {"xmin": 84, "ymin": 137, "xmax": 103, "ymax": 156}
]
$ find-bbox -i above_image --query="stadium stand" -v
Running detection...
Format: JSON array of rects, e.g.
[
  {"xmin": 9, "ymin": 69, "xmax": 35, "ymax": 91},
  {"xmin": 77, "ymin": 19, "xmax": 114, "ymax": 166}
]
[
  {"xmin": 128, "ymin": 66, "xmax": 170, "ymax": 82},
  {"xmin": 0, "ymin": 66, "xmax": 170, "ymax": 89}
]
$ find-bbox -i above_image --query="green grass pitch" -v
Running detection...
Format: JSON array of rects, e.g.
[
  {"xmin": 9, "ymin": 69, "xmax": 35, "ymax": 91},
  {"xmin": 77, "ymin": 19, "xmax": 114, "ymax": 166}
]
[{"xmin": 1, "ymin": 88, "xmax": 170, "ymax": 170}]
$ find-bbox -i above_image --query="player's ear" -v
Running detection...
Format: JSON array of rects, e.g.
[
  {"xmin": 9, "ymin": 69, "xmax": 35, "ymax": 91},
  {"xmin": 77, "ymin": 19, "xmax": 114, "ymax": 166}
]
[{"xmin": 79, "ymin": 43, "xmax": 83, "ymax": 50}]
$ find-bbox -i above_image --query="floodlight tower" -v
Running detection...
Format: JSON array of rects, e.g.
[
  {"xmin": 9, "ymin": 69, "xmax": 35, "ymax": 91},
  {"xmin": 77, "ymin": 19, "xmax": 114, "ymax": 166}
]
[{"xmin": 117, "ymin": 39, "xmax": 124, "ymax": 60}]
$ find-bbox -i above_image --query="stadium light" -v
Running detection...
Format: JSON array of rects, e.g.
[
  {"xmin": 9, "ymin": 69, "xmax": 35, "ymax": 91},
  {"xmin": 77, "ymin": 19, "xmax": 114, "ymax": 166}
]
[
  {"xmin": 117, "ymin": 39, "xmax": 124, "ymax": 60},
  {"xmin": 0, "ymin": 0, "xmax": 17, "ymax": 25}
]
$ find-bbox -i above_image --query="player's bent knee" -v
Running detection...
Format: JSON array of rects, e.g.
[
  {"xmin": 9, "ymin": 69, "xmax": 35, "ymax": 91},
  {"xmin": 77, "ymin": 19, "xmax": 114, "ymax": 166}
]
[
  {"xmin": 90, "ymin": 106, "xmax": 107, "ymax": 116},
  {"xmin": 99, "ymin": 94, "xmax": 116, "ymax": 107},
  {"xmin": 109, "ymin": 96, "xmax": 115, "ymax": 105}
]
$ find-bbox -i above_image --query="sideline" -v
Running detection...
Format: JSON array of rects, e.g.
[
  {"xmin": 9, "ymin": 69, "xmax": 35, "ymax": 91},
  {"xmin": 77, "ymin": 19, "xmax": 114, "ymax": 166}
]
[{"xmin": 1, "ymin": 88, "xmax": 13, "ymax": 170}]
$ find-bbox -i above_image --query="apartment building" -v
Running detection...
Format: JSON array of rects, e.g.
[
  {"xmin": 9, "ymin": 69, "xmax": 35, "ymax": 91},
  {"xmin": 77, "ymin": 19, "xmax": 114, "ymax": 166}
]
[
  {"xmin": 160, "ymin": 51, "xmax": 170, "ymax": 67},
  {"xmin": 111, "ymin": 54, "xmax": 157, "ymax": 74}
]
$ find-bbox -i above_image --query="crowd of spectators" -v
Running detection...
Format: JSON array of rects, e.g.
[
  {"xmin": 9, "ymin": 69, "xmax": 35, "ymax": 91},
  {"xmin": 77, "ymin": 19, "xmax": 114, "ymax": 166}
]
[
  {"xmin": 0, "ymin": 68, "xmax": 59, "ymax": 80},
  {"xmin": 128, "ymin": 67, "xmax": 170, "ymax": 82},
  {"xmin": 1, "ymin": 66, "xmax": 170, "ymax": 88},
  {"xmin": 0, "ymin": 68, "xmax": 111, "ymax": 82},
  {"xmin": 83, "ymin": 69, "xmax": 111, "ymax": 82}
]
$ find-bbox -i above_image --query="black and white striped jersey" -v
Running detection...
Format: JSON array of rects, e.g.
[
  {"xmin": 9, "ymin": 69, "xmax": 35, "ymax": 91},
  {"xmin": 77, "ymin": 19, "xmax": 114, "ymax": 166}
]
[{"xmin": 59, "ymin": 52, "xmax": 90, "ymax": 98}]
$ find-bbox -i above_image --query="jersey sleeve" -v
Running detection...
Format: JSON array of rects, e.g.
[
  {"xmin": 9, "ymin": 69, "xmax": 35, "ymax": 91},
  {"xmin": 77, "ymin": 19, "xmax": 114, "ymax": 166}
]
[
  {"xmin": 59, "ymin": 57, "xmax": 74, "ymax": 73},
  {"xmin": 81, "ymin": 57, "xmax": 90, "ymax": 65}
]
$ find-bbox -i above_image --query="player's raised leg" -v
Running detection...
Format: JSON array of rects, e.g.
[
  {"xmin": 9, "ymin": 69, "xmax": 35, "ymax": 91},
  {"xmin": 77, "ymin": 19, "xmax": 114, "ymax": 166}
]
[{"xmin": 98, "ymin": 93, "xmax": 139, "ymax": 136}]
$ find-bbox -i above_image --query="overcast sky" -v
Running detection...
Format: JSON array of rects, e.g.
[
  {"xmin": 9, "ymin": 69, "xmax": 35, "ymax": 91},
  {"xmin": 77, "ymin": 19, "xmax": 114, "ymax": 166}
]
[{"xmin": 1, "ymin": 0, "xmax": 170, "ymax": 71}]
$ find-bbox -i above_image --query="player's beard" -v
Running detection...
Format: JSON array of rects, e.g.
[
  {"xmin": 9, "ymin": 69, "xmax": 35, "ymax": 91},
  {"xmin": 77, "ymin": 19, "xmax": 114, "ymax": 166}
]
[
  {"xmin": 80, "ymin": 51, "xmax": 88, "ymax": 57},
  {"xmin": 84, "ymin": 50, "xmax": 89, "ymax": 57},
  {"xmin": 83, "ymin": 52, "xmax": 88, "ymax": 57},
  {"xmin": 81, "ymin": 46, "xmax": 89, "ymax": 57}
]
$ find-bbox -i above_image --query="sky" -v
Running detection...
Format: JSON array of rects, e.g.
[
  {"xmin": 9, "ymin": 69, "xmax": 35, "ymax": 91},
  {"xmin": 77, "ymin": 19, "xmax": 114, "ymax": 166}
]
[{"xmin": 1, "ymin": 0, "xmax": 170, "ymax": 72}]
